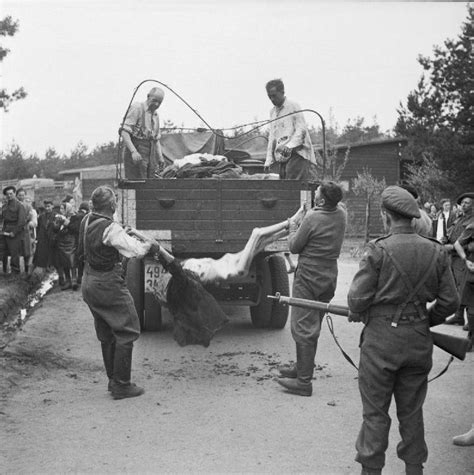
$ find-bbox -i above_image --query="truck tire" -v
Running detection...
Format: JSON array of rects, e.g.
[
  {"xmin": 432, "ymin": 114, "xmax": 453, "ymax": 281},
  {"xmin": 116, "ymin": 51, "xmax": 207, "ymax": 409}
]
[
  {"xmin": 268, "ymin": 254, "xmax": 290, "ymax": 329},
  {"xmin": 250, "ymin": 254, "xmax": 289, "ymax": 329},
  {"xmin": 125, "ymin": 258, "xmax": 144, "ymax": 327},
  {"xmin": 143, "ymin": 294, "xmax": 163, "ymax": 332}
]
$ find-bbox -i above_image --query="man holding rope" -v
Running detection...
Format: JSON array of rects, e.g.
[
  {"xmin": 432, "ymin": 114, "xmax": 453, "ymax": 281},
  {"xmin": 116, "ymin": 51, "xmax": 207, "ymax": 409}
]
[
  {"xmin": 120, "ymin": 87, "xmax": 166, "ymax": 179},
  {"xmin": 347, "ymin": 185, "xmax": 459, "ymax": 475}
]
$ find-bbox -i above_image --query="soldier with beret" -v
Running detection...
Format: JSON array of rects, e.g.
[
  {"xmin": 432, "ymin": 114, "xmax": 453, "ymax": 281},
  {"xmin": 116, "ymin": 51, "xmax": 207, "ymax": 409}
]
[
  {"xmin": 347, "ymin": 185, "xmax": 459, "ymax": 475},
  {"xmin": 0, "ymin": 186, "xmax": 27, "ymax": 274}
]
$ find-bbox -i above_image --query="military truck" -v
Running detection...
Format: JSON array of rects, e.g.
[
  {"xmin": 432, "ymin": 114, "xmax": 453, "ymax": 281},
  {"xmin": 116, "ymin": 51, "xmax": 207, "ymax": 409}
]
[{"xmin": 117, "ymin": 176, "xmax": 314, "ymax": 331}]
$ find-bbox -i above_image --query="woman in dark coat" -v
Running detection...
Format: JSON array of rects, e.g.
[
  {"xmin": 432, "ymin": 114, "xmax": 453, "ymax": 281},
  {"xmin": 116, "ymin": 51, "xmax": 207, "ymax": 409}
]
[
  {"xmin": 33, "ymin": 200, "xmax": 55, "ymax": 270},
  {"xmin": 53, "ymin": 202, "xmax": 77, "ymax": 290}
]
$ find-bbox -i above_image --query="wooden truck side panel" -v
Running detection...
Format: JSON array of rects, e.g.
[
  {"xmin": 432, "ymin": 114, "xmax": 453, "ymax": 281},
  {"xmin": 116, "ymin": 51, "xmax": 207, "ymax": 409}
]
[{"xmin": 117, "ymin": 179, "xmax": 312, "ymax": 256}]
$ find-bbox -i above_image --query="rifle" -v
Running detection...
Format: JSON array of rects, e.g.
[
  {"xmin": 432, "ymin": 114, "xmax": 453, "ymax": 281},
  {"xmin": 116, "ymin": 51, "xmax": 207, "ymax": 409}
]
[{"xmin": 268, "ymin": 293, "xmax": 470, "ymax": 361}]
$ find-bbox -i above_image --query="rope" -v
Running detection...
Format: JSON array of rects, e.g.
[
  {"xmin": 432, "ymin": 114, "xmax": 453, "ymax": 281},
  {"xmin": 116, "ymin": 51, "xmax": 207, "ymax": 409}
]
[{"xmin": 116, "ymin": 78, "xmax": 327, "ymax": 179}]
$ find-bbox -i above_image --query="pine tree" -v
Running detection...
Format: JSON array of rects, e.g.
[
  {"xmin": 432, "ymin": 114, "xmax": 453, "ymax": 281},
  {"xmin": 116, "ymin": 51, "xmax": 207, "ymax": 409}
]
[{"xmin": 395, "ymin": 5, "xmax": 474, "ymax": 194}]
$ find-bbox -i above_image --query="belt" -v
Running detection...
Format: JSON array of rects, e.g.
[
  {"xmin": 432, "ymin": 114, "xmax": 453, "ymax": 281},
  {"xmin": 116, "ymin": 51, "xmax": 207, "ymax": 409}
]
[{"xmin": 368, "ymin": 303, "xmax": 427, "ymax": 321}]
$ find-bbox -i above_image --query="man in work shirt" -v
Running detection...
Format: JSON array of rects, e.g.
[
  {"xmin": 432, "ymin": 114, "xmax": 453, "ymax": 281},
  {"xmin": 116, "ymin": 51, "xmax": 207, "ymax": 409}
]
[
  {"xmin": 78, "ymin": 186, "xmax": 160, "ymax": 400},
  {"xmin": 264, "ymin": 79, "xmax": 317, "ymax": 180},
  {"xmin": 120, "ymin": 87, "xmax": 165, "ymax": 179},
  {"xmin": 0, "ymin": 186, "xmax": 27, "ymax": 274},
  {"xmin": 347, "ymin": 186, "xmax": 459, "ymax": 475},
  {"xmin": 277, "ymin": 181, "xmax": 347, "ymax": 397}
]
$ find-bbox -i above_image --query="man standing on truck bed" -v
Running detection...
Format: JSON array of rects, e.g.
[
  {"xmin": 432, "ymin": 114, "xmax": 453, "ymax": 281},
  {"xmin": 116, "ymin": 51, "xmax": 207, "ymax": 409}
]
[
  {"xmin": 264, "ymin": 78, "xmax": 317, "ymax": 180},
  {"xmin": 120, "ymin": 87, "xmax": 165, "ymax": 179}
]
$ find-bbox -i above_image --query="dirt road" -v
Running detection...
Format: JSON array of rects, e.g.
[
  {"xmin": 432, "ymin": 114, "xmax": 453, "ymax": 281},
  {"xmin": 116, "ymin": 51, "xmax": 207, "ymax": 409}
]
[{"xmin": 1, "ymin": 259, "xmax": 472, "ymax": 474}]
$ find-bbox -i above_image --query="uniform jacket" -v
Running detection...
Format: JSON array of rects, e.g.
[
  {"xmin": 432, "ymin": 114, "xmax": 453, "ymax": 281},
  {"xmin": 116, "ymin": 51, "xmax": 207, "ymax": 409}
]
[
  {"xmin": 1, "ymin": 198, "xmax": 27, "ymax": 236},
  {"xmin": 348, "ymin": 224, "xmax": 459, "ymax": 325}
]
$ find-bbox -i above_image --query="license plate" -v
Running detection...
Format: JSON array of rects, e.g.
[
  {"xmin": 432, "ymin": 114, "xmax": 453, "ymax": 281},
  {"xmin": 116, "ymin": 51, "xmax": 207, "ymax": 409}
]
[{"xmin": 144, "ymin": 261, "xmax": 169, "ymax": 295}]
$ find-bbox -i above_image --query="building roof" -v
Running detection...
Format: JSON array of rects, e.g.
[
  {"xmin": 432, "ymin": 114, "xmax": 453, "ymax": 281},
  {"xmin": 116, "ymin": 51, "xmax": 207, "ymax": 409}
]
[{"xmin": 58, "ymin": 164, "xmax": 117, "ymax": 176}]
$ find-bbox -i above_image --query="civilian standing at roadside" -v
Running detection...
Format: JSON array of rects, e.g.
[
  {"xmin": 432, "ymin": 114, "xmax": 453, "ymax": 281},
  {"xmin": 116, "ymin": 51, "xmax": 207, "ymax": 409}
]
[{"xmin": 444, "ymin": 192, "xmax": 474, "ymax": 325}]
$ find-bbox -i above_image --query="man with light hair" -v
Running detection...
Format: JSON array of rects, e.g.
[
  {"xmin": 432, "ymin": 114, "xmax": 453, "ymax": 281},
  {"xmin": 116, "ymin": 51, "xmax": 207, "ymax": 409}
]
[
  {"xmin": 120, "ymin": 87, "xmax": 165, "ymax": 179},
  {"xmin": 264, "ymin": 79, "xmax": 317, "ymax": 180},
  {"xmin": 78, "ymin": 186, "xmax": 160, "ymax": 399}
]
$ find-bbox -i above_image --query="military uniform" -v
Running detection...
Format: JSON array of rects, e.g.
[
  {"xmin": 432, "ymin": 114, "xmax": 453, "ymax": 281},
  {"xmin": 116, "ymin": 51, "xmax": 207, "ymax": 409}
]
[
  {"xmin": 0, "ymin": 188, "xmax": 27, "ymax": 274},
  {"xmin": 348, "ymin": 186, "xmax": 459, "ymax": 475}
]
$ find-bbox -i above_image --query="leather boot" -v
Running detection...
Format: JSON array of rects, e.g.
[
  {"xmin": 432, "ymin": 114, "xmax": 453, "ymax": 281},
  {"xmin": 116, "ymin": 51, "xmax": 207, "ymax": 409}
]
[
  {"xmin": 361, "ymin": 467, "xmax": 382, "ymax": 475},
  {"xmin": 111, "ymin": 345, "xmax": 144, "ymax": 400},
  {"xmin": 452, "ymin": 424, "xmax": 474, "ymax": 446},
  {"xmin": 277, "ymin": 344, "xmax": 315, "ymax": 397},
  {"xmin": 405, "ymin": 463, "xmax": 423, "ymax": 475},
  {"xmin": 71, "ymin": 268, "xmax": 79, "ymax": 290},
  {"xmin": 446, "ymin": 307, "xmax": 465, "ymax": 325},
  {"xmin": 466, "ymin": 315, "xmax": 474, "ymax": 352},
  {"xmin": 61, "ymin": 279, "xmax": 72, "ymax": 290},
  {"xmin": 101, "ymin": 341, "xmax": 115, "ymax": 390},
  {"xmin": 278, "ymin": 364, "xmax": 297, "ymax": 378}
]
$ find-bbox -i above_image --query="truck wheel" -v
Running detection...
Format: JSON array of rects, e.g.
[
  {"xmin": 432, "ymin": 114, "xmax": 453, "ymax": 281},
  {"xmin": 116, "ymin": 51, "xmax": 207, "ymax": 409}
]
[
  {"xmin": 143, "ymin": 294, "xmax": 163, "ymax": 331},
  {"xmin": 125, "ymin": 258, "xmax": 144, "ymax": 327},
  {"xmin": 268, "ymin": 254, "xmax": 290, "ymax": 329},
  {"xmin": 250, "ymin": 254, "xmax": 289, "ymax": 329}
]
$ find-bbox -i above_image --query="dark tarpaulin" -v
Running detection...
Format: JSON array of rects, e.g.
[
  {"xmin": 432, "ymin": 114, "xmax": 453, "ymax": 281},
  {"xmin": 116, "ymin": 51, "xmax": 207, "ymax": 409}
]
[
  {"xmin": 161, "ymin": 131, "xmax": 225, "ymax": 164},
  {"xmin": 160, "ymin": 131, "xmax": 267, "ymax": 165}
]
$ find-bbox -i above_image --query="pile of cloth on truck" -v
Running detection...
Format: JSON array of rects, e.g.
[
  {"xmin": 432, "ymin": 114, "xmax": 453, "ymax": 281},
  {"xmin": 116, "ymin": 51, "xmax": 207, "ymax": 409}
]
[{"xmin": 156, "ymin": 130, "xmax": 276, "ymax": 179}]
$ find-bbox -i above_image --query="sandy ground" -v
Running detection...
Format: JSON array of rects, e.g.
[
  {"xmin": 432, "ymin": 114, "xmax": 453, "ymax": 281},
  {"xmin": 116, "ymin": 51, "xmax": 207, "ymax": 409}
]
[{"xmin": 1, "ymin": 259, "xmax": 473, "ymax": 474}]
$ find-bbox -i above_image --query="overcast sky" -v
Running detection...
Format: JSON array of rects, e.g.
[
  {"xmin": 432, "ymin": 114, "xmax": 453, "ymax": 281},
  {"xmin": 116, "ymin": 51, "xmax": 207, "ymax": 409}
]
[{"xmin": 0, "ymin": 0, "xmax": 469, "ymax": 157}]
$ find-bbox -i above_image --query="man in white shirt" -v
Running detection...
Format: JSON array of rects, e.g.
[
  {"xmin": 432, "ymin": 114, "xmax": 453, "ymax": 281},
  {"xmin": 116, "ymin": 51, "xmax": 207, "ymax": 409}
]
[
  {"xmin": 120, "ymin": 87, "xmax": 165, "ymax": 179},
  {"xmin": 434, "ymin": 199, "xmax": 454, "ymax": 243},
  {"xmin": 264, "ymin": 79, "xmax": 317, "ymax": 180}
]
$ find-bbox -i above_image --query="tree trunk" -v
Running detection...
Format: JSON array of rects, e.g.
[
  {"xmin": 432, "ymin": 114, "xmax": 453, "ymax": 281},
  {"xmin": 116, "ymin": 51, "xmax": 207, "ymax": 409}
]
[{"xmin": 365, "ymin": 193, "xmax": 371, "ymax": 243}]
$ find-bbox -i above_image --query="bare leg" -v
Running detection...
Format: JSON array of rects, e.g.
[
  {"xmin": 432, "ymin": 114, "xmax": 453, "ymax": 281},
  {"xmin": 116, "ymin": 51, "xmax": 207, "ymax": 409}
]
[{"xmin": 183, "ymin": 205, "xmax": 307, "ymax": 282}]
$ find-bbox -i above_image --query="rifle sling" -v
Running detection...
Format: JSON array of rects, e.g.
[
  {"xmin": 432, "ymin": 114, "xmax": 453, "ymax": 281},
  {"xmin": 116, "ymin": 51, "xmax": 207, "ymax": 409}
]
[{"xmin": 378, "ymin": 241, "xmax": 440, "ymax": 327}]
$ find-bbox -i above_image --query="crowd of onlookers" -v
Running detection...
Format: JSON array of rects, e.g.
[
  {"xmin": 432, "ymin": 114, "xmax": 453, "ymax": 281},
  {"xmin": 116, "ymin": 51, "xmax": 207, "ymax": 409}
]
[
  {"xmin": 422, "ymin": 198, "xmax": 460, "ymax": 243},
  {"xmin": 0, "ymin": 185, "xmax": 90, "ymax": 291}
]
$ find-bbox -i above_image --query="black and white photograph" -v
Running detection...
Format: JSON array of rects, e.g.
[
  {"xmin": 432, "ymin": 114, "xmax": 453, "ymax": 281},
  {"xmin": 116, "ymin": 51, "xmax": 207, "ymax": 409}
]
[{"xmin": 1, "ymin": 0, "xmax": 473, "ymax": 473}]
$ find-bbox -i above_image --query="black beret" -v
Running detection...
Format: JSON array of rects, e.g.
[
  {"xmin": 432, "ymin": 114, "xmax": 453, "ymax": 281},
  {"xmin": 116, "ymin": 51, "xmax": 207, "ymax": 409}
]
[
  {"xmin": 456, "ymin": 192, "xmax": 474, "ymax": 205},
  {"xmin": 2, "ymin": 185, "xmax": 16, "ymax": 195},
  {"xmin": 43, "ymin": 199, "xmax": 53, "ymax": 205},
  {"xmin": 382, "ymin": 186, "xmax": 421, "ymax": 219}
]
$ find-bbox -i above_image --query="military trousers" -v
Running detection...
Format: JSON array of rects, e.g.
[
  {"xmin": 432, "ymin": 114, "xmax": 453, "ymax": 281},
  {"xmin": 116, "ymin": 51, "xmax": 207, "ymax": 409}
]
[
  {"xmin": 0, "ymin": 232, "xmax": 23, "ymax": 273},
  {"xmin": 82, "ymin": 263, "xmax": 140, "ymax": 349},
  {"xmin": 356, "ymin": 317, "xmax": 433, "ymax": 470},
  {"xmin": 291, "ymin": 260, "xmax": 337, "ymax": 346}
]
